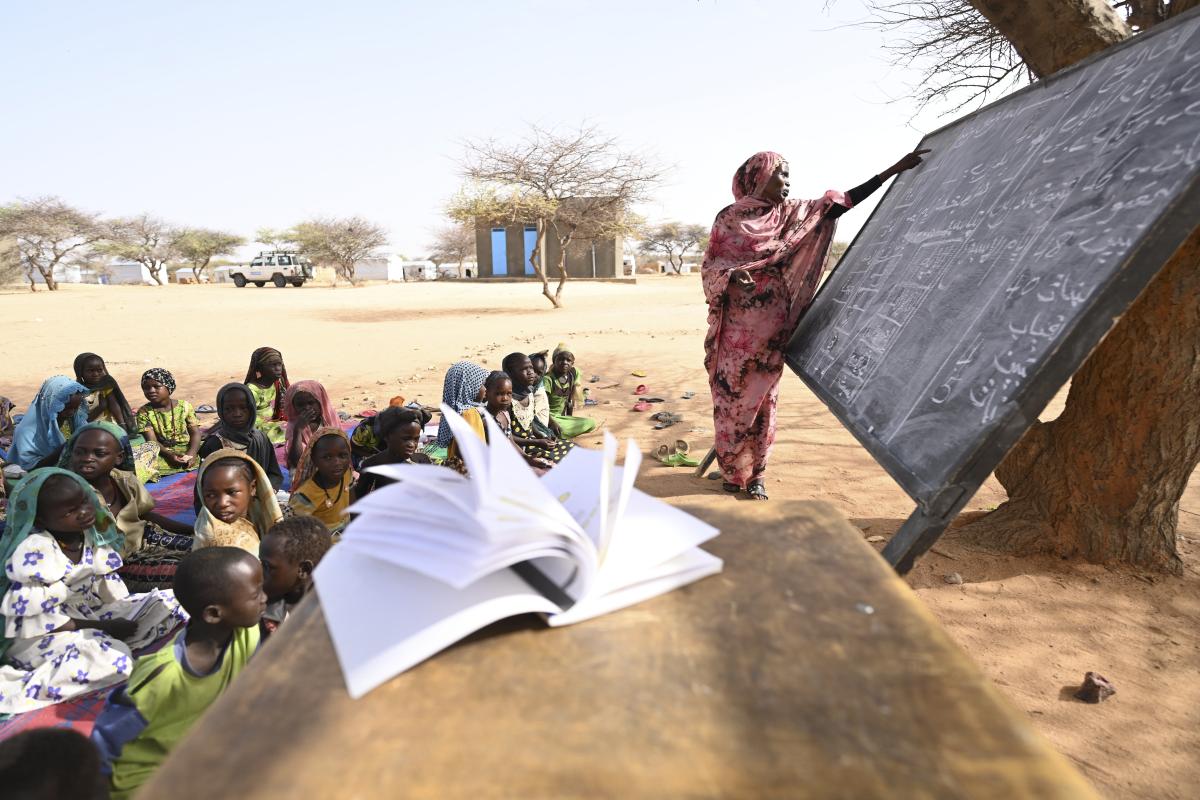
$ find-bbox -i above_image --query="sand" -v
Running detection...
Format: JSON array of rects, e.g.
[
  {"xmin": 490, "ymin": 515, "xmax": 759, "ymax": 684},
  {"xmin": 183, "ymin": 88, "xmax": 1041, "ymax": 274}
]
[{"xmin": 2, "ymin": 277, "xmax": 1197, "ymax": 798}]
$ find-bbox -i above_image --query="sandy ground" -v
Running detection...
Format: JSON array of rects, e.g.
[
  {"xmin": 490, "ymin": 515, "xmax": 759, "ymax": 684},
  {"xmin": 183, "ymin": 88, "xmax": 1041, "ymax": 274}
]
[{"xmin": 2, "ymin": 278, "xmax": 1197, "ymax": 799}]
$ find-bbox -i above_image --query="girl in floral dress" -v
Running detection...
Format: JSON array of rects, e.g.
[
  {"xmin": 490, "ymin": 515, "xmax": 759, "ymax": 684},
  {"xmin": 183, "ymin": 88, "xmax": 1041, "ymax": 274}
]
[{"xmin": 0, "ymin": 469, "xmax": 186, "ymax": 714}]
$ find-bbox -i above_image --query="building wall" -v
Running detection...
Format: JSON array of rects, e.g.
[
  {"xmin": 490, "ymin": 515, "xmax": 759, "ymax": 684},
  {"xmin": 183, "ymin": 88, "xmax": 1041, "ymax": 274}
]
[{"xmin": 474, "ymin": 221, "xmax": 622, "ymax": 279}]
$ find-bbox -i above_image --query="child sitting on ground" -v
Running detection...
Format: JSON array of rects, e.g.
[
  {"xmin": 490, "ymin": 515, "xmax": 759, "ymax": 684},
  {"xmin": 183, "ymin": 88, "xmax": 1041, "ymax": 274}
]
[
  {"xmin": 349, "ymin": 396, "xmax": 406, "ymax": 468},
  {"xmin": 502, "ymin": 352, "xmax": 574, "ymax": 465},
  {"xmin": 543, "ymin": 344, "xmax": 597, "ymax": 438},
  {"xmin": 74, "ymin": 353, "xmax": 136, "ymax": 433},
  {"xmin": 93, "ymin": 547, "xmax": 266, "ymax": 799},
  {"xmin": 244, "ymin": 347, "xmax": 290, "ymax": 445},
  {"xmin": 447, "ymin": 372, "xmax": 554, "ymax": 475},
  {"xmin": 135, "ymin": 368, "xmax": 201, "ymax": 476},
  {"xmin": 259, "ymin": 516, "xmax": 332, "ymax": 635},
  {"xmin": 287, "ymin": 428, "xmax": 354, "ymax": 537},
  {"xmin": 354, "ymin": 407, "xmax": 432, "ymax": 498},
  {"xmin": 192, "ymin": 450, "xmax": 283, "ymax": 554},
  {"xmin": 283, "ymin": 380, "xmax": 338, "ymax": 471},
  {"xmin": 529, "ymin": 351, "xmax": 549, "ymax": 382},
  {"xmin": 7, "ymin": 375, "xmax": 89, "ymax": 471},
  {"xmin": 196, "ymin": 383, "xmax": 284, "ymax": 504},
  {"xmin": 0, "ymin": 469, "xmax": 186, "ymax": 714}
]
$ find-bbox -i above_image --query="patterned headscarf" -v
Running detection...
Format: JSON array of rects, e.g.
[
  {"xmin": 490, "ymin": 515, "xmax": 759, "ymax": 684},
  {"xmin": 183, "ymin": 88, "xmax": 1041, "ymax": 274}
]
[
  {"xmin": 0, "ymin": 468, "xmax": 120, "ymax": 660},
  {"xmin": 436, "ymin": 361, "xmax": 488, "ymax": 446},
  {"xmin": 283, "ymin": 380, "xmax": 339, "ymax": 465},
  {"xmin": 244, "ymin": 347, "xmax": 289, "ymax": 421},
  {"xmin": 73, "ymin": 352, "xmax": 136, "ymax": 435},
  {"xmin": 57, "ymin": 420, "xmax": 136, "ymax": 474},
  {"xmin": 194, "ymin": 448, "xmax": 283, "ymax": 550},
  {"xmin": 141, "ymin": 368, "xmax": 176, "ymax": 394},
  {"xmin": 732, "ymin": 151, "xmax": 785, "ymax": 201},
  {"xmin": 7, "ymin": 376, "xmax": 90, "ymax": 470}
]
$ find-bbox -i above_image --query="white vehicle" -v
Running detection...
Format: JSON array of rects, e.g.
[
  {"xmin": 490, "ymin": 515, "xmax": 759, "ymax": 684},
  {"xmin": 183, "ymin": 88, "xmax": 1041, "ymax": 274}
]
[{"xmin": 230, "ymin": 251, "xmax": 314, "ymax": 288}]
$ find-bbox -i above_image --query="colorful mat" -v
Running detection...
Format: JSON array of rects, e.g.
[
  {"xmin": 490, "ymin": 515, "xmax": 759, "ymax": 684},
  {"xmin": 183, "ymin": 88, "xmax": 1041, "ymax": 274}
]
[{"xmin": 0, "ymin": 687, "xmax": 112, "ymax": 741}]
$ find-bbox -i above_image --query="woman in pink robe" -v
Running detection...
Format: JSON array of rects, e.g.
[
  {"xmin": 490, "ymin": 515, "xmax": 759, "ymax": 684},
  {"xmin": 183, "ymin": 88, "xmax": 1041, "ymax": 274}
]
[{"xmin": 702, "ymin": 149, "xmax": 928, "ymax": 499}]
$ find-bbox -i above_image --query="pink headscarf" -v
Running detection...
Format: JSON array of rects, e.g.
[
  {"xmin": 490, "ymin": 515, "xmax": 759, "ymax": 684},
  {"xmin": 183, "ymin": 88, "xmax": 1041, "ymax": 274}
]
[
  {"xmin": 700, "ymin": 151, "xmax": 850, "ymax": 310},
  {"xmin": 284, "ymin": 380, "xmax": 339, "ymax": 463}
]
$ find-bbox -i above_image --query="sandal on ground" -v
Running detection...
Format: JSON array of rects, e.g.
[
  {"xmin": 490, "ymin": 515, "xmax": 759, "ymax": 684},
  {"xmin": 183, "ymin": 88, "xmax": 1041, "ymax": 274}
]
[
  {"xmin": 747, "ymin": 480, "xmax": 769, "ymax": 500},
  {"xmin": 634, "ymin": 384, "xmax": 648, "ymax": 395},
  {"xmin": 722, "ymin": 481, "xmax": 742, "ymax": 493},
  {"xmin": 632, "ymin": 400, "xmax": 652, "ymax": 412}
]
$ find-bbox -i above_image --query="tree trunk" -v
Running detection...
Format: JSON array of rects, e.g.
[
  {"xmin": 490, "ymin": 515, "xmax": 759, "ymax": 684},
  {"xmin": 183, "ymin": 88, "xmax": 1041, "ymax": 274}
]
[
  {"xmin": 968, "ymin": 0, "xmax": 1129, "ymax": 78},
  {"xmin": 553, "ymin": 230, "xmax": 573, "ymax": 307},
  {"xmin": 37, "ymin": 265, "xmax": 57, "ymax": 291},
  {"xmin": 531, "ymin": 222, "xmax": 560, "ymax": 309},
  {"xmin": 147, "ymin": 262, "xmax": 164, "ymax": 286},
  {"xmin": 962, "ymin": 1, "xmax": 1198, "ymax": 571}
]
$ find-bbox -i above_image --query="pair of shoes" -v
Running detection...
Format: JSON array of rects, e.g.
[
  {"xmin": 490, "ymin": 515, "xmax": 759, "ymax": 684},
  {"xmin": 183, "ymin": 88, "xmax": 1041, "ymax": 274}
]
[
  {"xmin": 655, "ymin": 440, "xmax": 700, "ymax": 468},
  {"xmin": 651, "ymin": 411, "xmax": 683, "ymax": 429}
]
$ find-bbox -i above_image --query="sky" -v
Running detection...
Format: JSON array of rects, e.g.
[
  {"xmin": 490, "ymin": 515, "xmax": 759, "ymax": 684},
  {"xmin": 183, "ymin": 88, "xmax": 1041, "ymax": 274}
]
[{"xmin": 1, "ymin": 1, "xmax": 970, "ymax": 259}]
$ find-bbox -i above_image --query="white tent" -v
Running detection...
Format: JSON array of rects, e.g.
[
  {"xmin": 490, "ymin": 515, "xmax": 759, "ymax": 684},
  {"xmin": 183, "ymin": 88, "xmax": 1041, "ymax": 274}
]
[
  {"xmin": 101, "ymin": 261, "xmax": 155, "ymax": 285},
  {"xmin": 354, "ymin": 254, "xmax": 406, "ymax": 282}
]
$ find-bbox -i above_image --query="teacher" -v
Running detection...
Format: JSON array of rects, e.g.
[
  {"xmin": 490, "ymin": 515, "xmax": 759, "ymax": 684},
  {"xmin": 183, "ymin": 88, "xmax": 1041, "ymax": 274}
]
[{"xmin": 701, "ymin": 148, "xmax": 929, "ymax": 500}]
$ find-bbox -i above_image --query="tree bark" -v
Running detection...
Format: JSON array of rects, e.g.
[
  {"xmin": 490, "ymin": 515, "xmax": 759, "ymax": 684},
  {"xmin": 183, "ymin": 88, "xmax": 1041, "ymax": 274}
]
[
  {"xmin": 553, "ymin": 227, "xmax": 573, "ymax": 307},
  {"xmin": 968, "ymin": 0, "xmax": 1129, "ymax": 78},
  {"xmin": 530, "ymin": 222, "xmax": 560, "ymax": 309},
  {"xmin": 962, "ymin": 1, "xmax": 1198, "ymax": 572},
  {"xmin": 37, "ymin": 265, "xmax": 57, "ymax": 291}
]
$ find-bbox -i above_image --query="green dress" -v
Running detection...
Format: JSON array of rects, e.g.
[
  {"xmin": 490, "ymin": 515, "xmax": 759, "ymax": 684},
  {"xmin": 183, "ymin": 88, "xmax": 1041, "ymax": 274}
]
[
  {"xmin": 247, "ymin": 382, "xmax": 287, "ymax": 444},
  {"xmin": 134, "ymin": 400, "xmax": 199, "ymax": 476},
  {"xmin": 543, "ymin": 367, "xmax": 597, "ymax": 438}
]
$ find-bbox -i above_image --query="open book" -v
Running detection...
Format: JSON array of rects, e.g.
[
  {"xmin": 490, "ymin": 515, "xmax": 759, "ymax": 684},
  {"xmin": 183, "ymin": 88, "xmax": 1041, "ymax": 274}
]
[{"xmin": 314, "ymin": 405, "xmax": 723, "ymax": 698}]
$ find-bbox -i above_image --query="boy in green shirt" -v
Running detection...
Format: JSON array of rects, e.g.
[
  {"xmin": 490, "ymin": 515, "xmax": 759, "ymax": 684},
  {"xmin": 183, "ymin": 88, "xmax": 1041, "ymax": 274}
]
[{"xmin": 92, "ymin": 547, "xmax": 266, "ymax": 799}]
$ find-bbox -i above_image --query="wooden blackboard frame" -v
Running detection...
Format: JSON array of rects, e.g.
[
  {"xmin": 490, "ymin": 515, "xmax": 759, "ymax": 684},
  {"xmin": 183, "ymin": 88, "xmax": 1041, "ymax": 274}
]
[{"xmin": 785, "ymin": 7, "xmax": 1200, "ymax": 572}]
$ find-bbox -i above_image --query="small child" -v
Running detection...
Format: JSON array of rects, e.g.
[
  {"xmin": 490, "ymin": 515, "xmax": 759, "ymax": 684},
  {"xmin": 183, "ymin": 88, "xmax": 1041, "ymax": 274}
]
[
  {"xmin": 528, "ymin": 351, "xmax": 549, "ymax": 381},
  {"xmin": 7, "ymin": 375, "xmax": 89, "ymax": 470},
  {"xmin": 502, "ymin": 352, "xmax": 574, "ymax": 465},
  {"xmin": 349, "ymin": 395, "xmax": 406, "ymax": 467},
  {"xmin": 135, "ymin": 368, "xmax": 201, "ymax": 476},
  {"xmin": 0, "ymin": 728, "xmax": 109, "ymax": 800},
  {"xmin": 195, "ymin": 383, "xmax": 284, "ymax": 504},
  {"xmin": 259, "ymin": 516, "xmax": 332, "ymax": 635},
  {"xmin": 93, "ymin": 547, "xmax": 266, "ymax": 800},
  {"xmin": 0, "ymin": 469, "xmax": 186, "ymax": 714},
  {"xmin": 287, "ymin": 428, "xmax": 354, "ymax": 537},
  {"xmin": 243, "ymin": 347, "xmax": 290, "ymax": 445},
  {"xmin": 192, "ymin": 450, "xmax": 283, "ymax": 554},
  {"xmin": 447, "ymin": 372, "xmax": 554, "ymax": 475},
  {"xmin": 543, "ymin": 344, "xmax": 597, "ymax": 438},
  {"xmin": 74, "ymin": 352, "xmax": 135, "ymax": 433},
  {"xmin": 354, "ymin": 407, "xmax": 433, "ymax": 497},
  {"xmin": 283, "ymin": 380, "xmax": 338, "ymax": 470}
]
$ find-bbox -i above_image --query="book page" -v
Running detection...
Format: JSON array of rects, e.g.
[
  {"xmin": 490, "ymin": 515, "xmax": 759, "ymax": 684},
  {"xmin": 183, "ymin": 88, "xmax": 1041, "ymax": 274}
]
[{"xmin": 316, "ymin": 546, "xmax": 560, "ymax": 698}]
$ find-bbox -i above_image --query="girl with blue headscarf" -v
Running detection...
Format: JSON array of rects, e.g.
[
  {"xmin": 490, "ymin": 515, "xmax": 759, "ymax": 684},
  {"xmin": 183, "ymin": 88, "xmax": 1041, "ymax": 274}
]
[
  {"xmin": 6, "ymin": 376, "xmax": 89, "ymax": 471},
  {"xmin": 0, "ymin": 468, "xmax": 186, "ymax": 713}
]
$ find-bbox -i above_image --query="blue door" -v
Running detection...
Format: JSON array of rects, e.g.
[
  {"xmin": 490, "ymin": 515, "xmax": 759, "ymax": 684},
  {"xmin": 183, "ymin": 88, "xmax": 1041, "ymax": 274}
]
[
  {"xmin": 491, "ymin": 228, "xmax": 508, "ymax": 275},
  {"xmin": 523, "ymin": 226, "xmax": 538, "ymax": 276}
]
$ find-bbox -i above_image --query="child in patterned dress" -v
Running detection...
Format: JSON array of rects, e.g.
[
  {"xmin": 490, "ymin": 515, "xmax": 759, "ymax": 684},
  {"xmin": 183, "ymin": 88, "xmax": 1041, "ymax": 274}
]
[
  {"xmin": 0, "ymin": 469, "xmax": 186, "ymax": 714},
  {"xmin": 134, "ymin": 368, "xmax": 201, "ymax": 477}
]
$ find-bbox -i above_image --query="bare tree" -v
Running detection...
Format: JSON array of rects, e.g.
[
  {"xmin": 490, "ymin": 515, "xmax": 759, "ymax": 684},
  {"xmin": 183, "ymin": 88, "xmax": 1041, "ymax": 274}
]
[
  {"xmin": 638, "ymin": 222, "xmax": 707, "ymax": 274},
  {"xmin": 289, "ymin": 217, "xmax": 388, "ymax": 285},
  {"xmin": 99, "ymin": 214, "xmax": 182, "ymax": 286},
  {"xmin": 862, "ymin": 0, "xmax": 1200, "ymax": 572},
  {"xmin": 428, "ymin": 221, "xmax": 477, "ymax": 277},
  {"xmin": 0, "ymin": 197, "xmax": 105, "ymax": 291},
  {"xmin": 174, "ymin": 228, "xmax": 245, "ymax": 282},
  {"xmin": 454, "ymin": 124, "xmax": 663, "ymax": 308}
]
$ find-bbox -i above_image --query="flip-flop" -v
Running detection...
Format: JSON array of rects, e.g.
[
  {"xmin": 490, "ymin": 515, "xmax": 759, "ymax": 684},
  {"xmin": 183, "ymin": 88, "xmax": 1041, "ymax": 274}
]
[
  {"xmin": 650, "ymin": 411, "xmax": 680, "ymax": 422},
  {"xmin": 681, "ymin": 391, "xmax": 695, "ymax": 400},
  {"xmin": 642, "ymin": 397, "xmax": 665, "ymax": 403},
  {"xmin": 196, "ymin": 404, "xmax": 217, "ymax": 414},
  {"xmin": 632, "ymin": 370, "xmax": 647, "ymax": 377},
  {"xmin": 584, "ymin": 398, "xmax": 599, "ymax": 406},
  {"xmin": 655, "ymin": 445, "xmax": 675, "ymax": 465},
  {"xmin": 632, "ymin": 401, "xmax": 652, "ymax": 412},
  {"xmin": 723, "ymin": 482, "xmax": 741, "ymax": 493},
  {"xmin": 589, "ymin": 375, "xmax": 601, "ymax": 383},
  {"xmin": 634, "ymin": 385, "xmax": 648, "ymax": 395},
  {"xmin": 653, "ymin": 419, "xmax": 678, "ymax": 430}
]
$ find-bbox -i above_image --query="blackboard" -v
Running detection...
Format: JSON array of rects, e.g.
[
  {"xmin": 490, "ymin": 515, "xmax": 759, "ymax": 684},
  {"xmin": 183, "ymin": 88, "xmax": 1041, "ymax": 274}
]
[{"xmin": 785, "ymin": 8, "xmax": 1200, "ymax": 571}]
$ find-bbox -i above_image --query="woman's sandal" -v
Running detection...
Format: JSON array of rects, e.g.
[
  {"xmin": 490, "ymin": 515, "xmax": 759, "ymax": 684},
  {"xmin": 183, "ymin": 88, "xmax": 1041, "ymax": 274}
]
[
  {"xmin": 747, "ymin": 480, "xmax": 769, "ymax": 500},
  {"xmin": 722, "ymin": 482, "xmax": 741, "ymax": 493}
]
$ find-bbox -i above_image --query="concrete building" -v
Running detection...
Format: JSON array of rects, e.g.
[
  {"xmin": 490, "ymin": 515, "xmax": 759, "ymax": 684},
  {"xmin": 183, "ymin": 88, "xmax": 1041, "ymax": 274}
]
[{"xmin": 473, "ymin": 205, "xmax": 627, "ymax": 280}]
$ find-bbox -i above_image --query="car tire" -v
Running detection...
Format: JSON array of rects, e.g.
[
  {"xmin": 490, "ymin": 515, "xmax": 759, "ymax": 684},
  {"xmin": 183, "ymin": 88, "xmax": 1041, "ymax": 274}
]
[
  {"xmin": 254, "ymin": 281, "xmax": 266, "ymax": 288},
  {"xmin": 290, "ymin": 279, "xmax": 304, "ymax": 287},
  {"xmin": 272, "ymin": 273, "xmax": 286, "ymax": 288},
  {"xmin": 232, "ymin": 274, "xmax": 246, "ymax": 287}
]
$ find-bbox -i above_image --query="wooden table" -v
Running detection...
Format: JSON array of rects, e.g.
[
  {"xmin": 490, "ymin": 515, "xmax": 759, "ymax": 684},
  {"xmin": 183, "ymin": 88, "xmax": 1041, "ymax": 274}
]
[{"xmin": 144, "ymin": 499, "xmax": 1096, "ymax": 799}]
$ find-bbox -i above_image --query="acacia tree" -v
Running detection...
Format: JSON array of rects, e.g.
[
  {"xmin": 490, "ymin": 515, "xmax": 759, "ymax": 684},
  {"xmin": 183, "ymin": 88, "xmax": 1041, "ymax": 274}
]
[
  {"xmin": 455, "ymin": 124, "xmax": 662, "ymax": 308},
  {"xmin": 866, "ymin": 0, "xmax": 1199, "ymax": 572},
  {"xmin": 101, "ymin": 214, "xmax": 182, "ymax": 286},
  {"xmin": 255, "ymin": 227, "xmax": 294, "ymax": 252},
  {"xmin": 428, "ymin": 221, "xmax": 477, "ymax": 277},
  {"xmin": 638, "ymin": 222, "xmax": 707, "ymax": 274},
  {"xmin": 289, "ymin": 217, "xmax": 388, "ymax": 285},
  {"xmin": 174, "ymin": 228, "xmax": 245, "ymax": 282},
  {"xmin": 0, "ymin": 197, "xmax": 105, "ymax": 291}
]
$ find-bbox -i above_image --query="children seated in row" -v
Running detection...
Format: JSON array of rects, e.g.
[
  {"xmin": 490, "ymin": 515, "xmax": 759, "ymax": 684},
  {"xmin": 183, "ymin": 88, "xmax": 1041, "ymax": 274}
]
[
  {"xmin": 59, "ymin": 422, "xmax": 195, "ymax": 593},
  {"xmin": 74, "ymin": 352, "xmax": 136, "ymax": 433},
  {"xmin": 135, "ymin": 368, "xmax": 201, "ymax": 477},
  {"xmin": 259, "ymin": 516, "xmax": 331, "ymax": 634},
  {"xmin": 283, "ymin": 380, "xmax": 339, "ymax": 471},
  {"xmin": 93, "ymin": 546, "xmax": 265, "ymax": 800},
  {"xmin": 501, "ymin": 353, "xmax": 574, "ymax": 464},
  {"xmin": 354, "ymin": 406, "xmax": 432, "ymax": 497},
  {"xmin": 543, "ymin": 343, "xmax": 597, "ymax": 438},
  {"xmin": 196, "ymin": 383, "xmax": 284, "ymax": 498},
  {"xmin": 446, "ymin": 371, "xmax": 556, "ymax": 474},
  {"xmin": 0, "ymin": 469, "xmax": 186, "ymax": 714},
  {"xmin": 7, "ymin": 375, "xmax": 89, "ymax": 470},
  {"xmin": 244, "ymin": 347, "xmax": 290, "ymax": 445},
  {"xmin": 287, "ymin": 428, "xmax": 354, "ymax": 537},
  {"xmin": 193, "ymin": 451, "xmax": 283, "ymax": 554}
]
